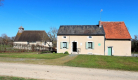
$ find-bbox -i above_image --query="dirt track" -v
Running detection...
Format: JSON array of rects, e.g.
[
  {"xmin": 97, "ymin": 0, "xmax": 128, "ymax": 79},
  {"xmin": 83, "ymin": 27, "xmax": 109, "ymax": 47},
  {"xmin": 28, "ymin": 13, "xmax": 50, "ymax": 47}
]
[{"xmin": 0, "ymin": 62, "xmax": 138, "ymax": 80}]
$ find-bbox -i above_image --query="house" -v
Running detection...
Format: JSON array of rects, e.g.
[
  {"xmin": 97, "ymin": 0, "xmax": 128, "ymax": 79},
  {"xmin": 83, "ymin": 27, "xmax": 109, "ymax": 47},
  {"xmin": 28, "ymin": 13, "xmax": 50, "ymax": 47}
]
[
  {"xmin": 14, "ymin": 26, "xmax": 52, "ymax": 49},
  {"xmin": 57, "ymin": 21, "xmax": 131, "ymax": 56}
]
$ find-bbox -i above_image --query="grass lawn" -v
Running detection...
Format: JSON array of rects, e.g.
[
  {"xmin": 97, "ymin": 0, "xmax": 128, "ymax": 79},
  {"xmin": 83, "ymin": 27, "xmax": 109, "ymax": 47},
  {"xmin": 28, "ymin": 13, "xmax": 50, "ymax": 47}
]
[
  {"xmin": 0, "ymin": 76, "xmax": 37, "ymax": 80},
  {"xmin": 64, "ymin": 55, "xmax": 138, "ymax": 71},
  {"xmin": 0, "ymin": 52, "xmax": 68, "ymax": 59}
]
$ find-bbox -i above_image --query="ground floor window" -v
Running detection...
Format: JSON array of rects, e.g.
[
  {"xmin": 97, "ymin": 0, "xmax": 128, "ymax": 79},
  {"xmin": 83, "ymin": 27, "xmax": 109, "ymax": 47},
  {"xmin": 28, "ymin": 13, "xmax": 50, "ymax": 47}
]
[
  {"xmin": 60, "ymin": 42, "xmax": 68, "ymax": 49},
  {"xmin": 63, "ymin": 42, "xmax": 67, "ymax": 48},
  {"xmin": 86, "ymin": 42, "xmax": 94, "ymax": 49},
  {"xmin": 88, "ymin": 42, "xmax": 92, "ymax": 49}
]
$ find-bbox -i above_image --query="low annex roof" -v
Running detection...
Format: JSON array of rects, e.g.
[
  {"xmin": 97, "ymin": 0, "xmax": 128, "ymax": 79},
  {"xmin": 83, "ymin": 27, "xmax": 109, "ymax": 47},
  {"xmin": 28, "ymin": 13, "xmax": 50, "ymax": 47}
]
[
  {"xmin": 101, "ymin": 21, "xmax": 131, "ymax": 39},
  {"xmin": 57, "ymin": 25, "xmax": 105, "ymax": 35}
]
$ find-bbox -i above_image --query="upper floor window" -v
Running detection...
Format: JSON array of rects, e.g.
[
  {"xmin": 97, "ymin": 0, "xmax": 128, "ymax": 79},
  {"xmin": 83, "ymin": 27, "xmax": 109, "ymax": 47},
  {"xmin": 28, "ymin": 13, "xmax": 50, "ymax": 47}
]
[
  {"xmin": 89, "ymin": 36, "xmax": 92, "ymax": 38},
  {"xmin": 63, "ymin": 36, "xmax": 66, "ymax": 38}
]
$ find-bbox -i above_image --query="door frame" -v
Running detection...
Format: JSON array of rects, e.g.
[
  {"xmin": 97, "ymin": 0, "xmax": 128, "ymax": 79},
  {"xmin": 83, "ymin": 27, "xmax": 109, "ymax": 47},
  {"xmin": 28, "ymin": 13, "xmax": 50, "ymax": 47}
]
[
  {"xmin": 108, "ymin": 47, "xmax": 112, "ymax": 56},
  {"xmin": 72, "ymin": 42, "xmax": 77, "ymax": 52}
]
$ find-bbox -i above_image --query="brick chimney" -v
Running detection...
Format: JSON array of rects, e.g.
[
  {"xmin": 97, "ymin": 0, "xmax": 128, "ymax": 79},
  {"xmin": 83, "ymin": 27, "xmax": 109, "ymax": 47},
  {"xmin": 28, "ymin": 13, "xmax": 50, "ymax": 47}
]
[{"xmin": 99, "ymin": 21, "xmax": 102, "ymax": 28}]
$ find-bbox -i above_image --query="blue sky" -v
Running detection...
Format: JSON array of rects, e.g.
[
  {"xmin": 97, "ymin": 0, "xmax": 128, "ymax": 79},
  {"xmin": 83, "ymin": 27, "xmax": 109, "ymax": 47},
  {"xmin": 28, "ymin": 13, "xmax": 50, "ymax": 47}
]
[{"xmin": 0, "ymin": 0, "xmax": 138, "ymax": 38}]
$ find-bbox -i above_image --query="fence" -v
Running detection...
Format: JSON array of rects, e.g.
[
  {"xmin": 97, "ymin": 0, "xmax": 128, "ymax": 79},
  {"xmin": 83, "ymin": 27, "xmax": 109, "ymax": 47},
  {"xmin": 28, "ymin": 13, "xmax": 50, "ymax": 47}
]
[{"xmin": 0, "ymin": 42, "xmax": 53, "ymax": 53}]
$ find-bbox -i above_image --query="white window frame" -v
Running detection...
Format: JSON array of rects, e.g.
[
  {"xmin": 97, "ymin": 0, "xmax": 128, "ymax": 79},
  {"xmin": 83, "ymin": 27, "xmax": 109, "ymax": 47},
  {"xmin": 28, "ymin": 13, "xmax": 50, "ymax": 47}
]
[
  {"xmin": 62, "ymin": 41, "xmax": 68, "ymax": 49},
  {"xmin": 63, "ymin": 42, "xmax": 67, "ymax": 49},
  {"xmin": 88, "ymin": 42, "xmax": 92, "ymax": 49},
  {"xmin": 87, "ymin": 41, "xmax": 93, "ymax": 50}
]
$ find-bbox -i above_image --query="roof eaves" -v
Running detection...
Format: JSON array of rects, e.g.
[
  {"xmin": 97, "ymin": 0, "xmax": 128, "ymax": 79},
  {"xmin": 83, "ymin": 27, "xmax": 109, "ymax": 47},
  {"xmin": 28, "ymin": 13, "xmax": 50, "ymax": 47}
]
[
  {"xmin": 57, "ymin": 34, "xmax": 105, "ymax": 36},
  {"xmin": 101, "ymin": 21, "xmax": 124, "ymax": 22},
  {"xmin": 24, "ymin": 30, "xmax": 45, "ymax": 31}
]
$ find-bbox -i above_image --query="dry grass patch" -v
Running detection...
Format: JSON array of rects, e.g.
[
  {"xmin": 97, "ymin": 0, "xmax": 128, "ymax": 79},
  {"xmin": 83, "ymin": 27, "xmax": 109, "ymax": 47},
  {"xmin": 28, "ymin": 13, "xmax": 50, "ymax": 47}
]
[{"xmin": 0, "ymin": 53, "xmax": 78, "ymax": 65}]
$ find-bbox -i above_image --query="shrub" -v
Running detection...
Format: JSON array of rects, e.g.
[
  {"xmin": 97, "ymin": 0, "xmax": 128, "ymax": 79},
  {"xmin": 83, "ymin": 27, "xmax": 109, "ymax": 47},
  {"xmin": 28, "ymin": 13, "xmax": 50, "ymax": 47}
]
[{"xmin": 64, "ymin": 51, "xmax": 69, "ymax": 54}]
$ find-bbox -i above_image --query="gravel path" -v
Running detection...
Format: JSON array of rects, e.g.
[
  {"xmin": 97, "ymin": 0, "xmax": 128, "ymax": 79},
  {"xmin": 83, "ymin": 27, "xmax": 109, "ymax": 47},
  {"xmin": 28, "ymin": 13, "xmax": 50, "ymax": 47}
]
[{"xmin": 0, "ymin": 62, "xmax": 138, "ymax": 80}]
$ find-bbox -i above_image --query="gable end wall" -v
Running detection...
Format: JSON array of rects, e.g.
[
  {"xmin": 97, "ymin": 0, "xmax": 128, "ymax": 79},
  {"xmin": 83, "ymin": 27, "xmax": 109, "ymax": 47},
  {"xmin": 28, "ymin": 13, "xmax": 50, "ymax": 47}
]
[{"xmin": 105, "ymin": 40, "xmax": 131, "ymax": 56}]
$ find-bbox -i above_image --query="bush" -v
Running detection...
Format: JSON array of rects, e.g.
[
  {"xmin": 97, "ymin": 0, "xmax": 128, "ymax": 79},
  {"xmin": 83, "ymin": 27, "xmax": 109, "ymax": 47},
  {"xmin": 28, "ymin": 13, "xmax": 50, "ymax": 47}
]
[
  {"xmin": 53, "ymin": 52, "xmax": 55, "ymax": 54},
  {"xmin": 64, "ymin": 51, "xmax": 69, "ymax": 54}
]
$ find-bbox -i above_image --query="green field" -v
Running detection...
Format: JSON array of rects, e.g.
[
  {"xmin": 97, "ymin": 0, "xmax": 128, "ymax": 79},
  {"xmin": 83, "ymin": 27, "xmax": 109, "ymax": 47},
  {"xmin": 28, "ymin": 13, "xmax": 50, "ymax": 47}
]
[
  {"xmin": 64, "ymin": 55, "xmax": 138, "ymax": 71},
  {"xmin": 0, "ymin": 52, "xmax": 68, "ymax": 59},
  {"xmin": 0, "ymin": 52, "xmax": 138, "ymax": 71},
  {"xmin": 0, "ymin": 76, "xmax": 37, "ymax": 80}
]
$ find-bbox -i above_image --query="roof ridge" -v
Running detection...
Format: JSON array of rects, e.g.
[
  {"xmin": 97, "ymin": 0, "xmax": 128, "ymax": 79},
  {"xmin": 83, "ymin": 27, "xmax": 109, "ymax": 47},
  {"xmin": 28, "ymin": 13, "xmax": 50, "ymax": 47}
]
[
  {"xmin": 101, "ymin": 21, "xmax": 124, "ymax": 22},
  {"xmin": 60, "ymin": 25, "xmax": 98, "ymax": 26},
  {"xmin": 24, "ymin": 30, "xmax": 45, "ymax": 31}
]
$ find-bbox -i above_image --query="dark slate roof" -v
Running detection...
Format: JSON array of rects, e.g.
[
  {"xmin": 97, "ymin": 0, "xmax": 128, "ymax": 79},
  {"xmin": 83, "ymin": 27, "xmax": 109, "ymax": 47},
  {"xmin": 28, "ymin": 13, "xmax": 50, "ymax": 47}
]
[
  {"xmin": 57, "ymin": 25, "xmax": 105, "ymax": 35},
  {"xmin": 14, "ymin": 31, "xmax": 50, "ymax": 42}
]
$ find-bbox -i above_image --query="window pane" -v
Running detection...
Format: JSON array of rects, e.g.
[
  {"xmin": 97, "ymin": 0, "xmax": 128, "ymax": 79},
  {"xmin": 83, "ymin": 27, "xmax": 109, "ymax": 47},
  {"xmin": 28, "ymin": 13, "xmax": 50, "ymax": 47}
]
[
  {"xmin": 88, "ymin": 42, "xmax": 92, "ymax": 49},
  {"xmin": 63, "ymin": 43, "xmax": 64, "ymax": 47},
  {"xmin": 88, "ymin": 43, "xmax": 91, "ymax": 47},
  {"xmin": 89, "ymin": 43, "xmax": 91, "ymax": 47},
  {"xmin": 63, "ymin": 42, "xmax": 67, "ymax": 48},
  {"xmin": 65, "ymin": 43, "xmax": 66, "ymax": 47},
  {"xmin": 64, "ymin": 43, "xmax": 66, "ymax": 47}
]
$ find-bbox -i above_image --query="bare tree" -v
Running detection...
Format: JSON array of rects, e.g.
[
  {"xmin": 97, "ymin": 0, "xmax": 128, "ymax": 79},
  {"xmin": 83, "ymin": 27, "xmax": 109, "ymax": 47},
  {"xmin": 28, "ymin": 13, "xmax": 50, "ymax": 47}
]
[
  {"xmin": 0, "ymin": 0, "xmax": 4, "ymax": 6},
  {"xmin": 134, "ymin": 35, "xmax": 138, "ymax": 41},
  {"xmin": 131, "ymin": 35, "xmax": 138, "ymax": 52},
  {"xmin": 41, "ymin": 32, "xmax": 50, "ymax": 43},
  {"xmin": 1, "ymin": 34, "xmax": 10, "ymax": 44},
  {"xmin": 47, "ymin": 27, "xmax": 58, "ymax": 47},
  {"xmin": 0, "ymin": 37, "xmax": 2, "ymax": 43},
  {"xmin": 41, "ymin": 32, "xmax": 52, "ymax": 51},
  {"xmin": 1, "ymin": 34, "xmax": 8, "ymax": 39},
  {"xmin": 11, "ymin": 36, "xmax": 15, "ymax": 42}
]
